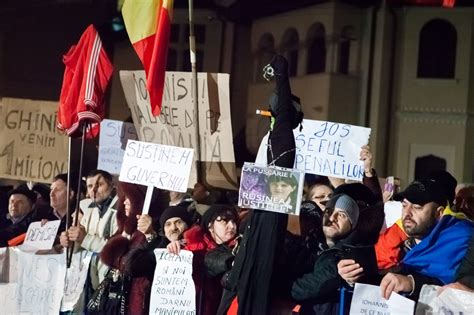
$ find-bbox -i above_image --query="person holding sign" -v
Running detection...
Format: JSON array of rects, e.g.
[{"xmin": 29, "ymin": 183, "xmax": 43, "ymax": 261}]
[
  {"xmin": 339, "ymin": 177, "xmax": 473, "ymax": 301},
  {"xmin": 32, "ymin": 173, "xmax": 82, "ymax": 250},
  {"xmin": 291, "ymin": 194, "xmax": 363, "ymax": 314},
  {"xmin": 218, "ymin": 55, "xmax": 304, "ymax": 314},
  {"xmin": 99, "ymin": 182, "xmax": 165, "ymax": 315},
  {"xmin": 60, "ymin": 169, "xmax": 119, "ymax": 290},
  {"xmin": 124, "ymin": 206, "xmax": 193, "ymax": 290},
  {"xmin": 167, "ymin": 204, "xmax": 239, "ymax": 315}
]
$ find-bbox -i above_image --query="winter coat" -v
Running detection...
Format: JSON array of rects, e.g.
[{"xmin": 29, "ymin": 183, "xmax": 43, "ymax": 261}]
[
  {"xmin": 456, "ymin": 233, "xmax": 474, "ymax": 289},
  {"xmin": 101, "ymin": 231, "xmax": 149, "ymax": 315},
  {"xmin": 291, "ymin": 204, "xmax": 384, "ymax": 315},
  {"xmin": 183, "ymin": 225, "xmax": 237, "ymax": 315},
  {"xmin": 375, "ymin": 221, "xmax": 408, "ymax": 270},
  {"xmin": 80, "ymin": 195, "xmax": 119, "ymax": 289},
  {"xmin": 291, "ymin": 239, "xmax": 349, "ymax": 315}
]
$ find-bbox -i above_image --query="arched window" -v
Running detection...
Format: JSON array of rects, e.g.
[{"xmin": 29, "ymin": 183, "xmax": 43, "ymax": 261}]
[
  {"xmin": 338, "ymin": 26, "xmax": 355, "ymax": 74},
  {"xmin": 256, "ymin": 33, "xmax": 276, "ymax": 82},
  {"xmin": 281, "ymin": 28, "xmax": 299, "ymax": 77},
  {"xmin": 417, "ymin": 19, "xmax": 457, "ymax": 79},
  {"xmin": 306, "ymin": 23, "xmax": 326, "ymax": 74}
]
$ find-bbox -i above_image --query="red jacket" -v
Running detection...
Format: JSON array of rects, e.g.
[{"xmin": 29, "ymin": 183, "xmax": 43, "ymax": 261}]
[
  {"xmin": 183, "ymin": 226, "xmax": 237, "ymax": 315},
  {"xmin": 375, "ymin": 221, "xmax": 408, "ymax": 270}
]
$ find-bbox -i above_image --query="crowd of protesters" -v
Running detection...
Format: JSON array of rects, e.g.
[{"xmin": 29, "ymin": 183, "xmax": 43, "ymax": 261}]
[{"xmin": 0, "ymin": 55, "xmax": 473, "ymax": 315}]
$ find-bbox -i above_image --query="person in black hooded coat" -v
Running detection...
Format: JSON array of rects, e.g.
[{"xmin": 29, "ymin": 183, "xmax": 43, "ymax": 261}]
[{"xmin": 218, "ymin": 55, "xmax": 301, "ymax": 314}]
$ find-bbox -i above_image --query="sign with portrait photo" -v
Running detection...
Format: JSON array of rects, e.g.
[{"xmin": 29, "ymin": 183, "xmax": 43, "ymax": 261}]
[
  {"xmin": 120, "ymin": 70, "xmax": 238, "ymax": 190},
  {"xmin": 238, "ymin": 163, "xmax": 305, "ymax": 215}
]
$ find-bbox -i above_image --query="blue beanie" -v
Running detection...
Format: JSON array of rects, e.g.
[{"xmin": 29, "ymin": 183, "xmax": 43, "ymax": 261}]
[{"xmin": 334, "ymin": 194, "xmax": 359, "ymax": 227}]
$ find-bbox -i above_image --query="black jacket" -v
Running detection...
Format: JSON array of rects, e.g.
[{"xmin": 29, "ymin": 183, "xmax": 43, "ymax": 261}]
[{"xmin": 456, "ymin": 234, "xmax": 474, "ymax": 289}]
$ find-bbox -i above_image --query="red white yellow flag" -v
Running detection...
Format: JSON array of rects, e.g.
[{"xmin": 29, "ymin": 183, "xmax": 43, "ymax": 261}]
[{"xmin": 122, "ymin": 0, "xmax": 173, "ymax": 117}]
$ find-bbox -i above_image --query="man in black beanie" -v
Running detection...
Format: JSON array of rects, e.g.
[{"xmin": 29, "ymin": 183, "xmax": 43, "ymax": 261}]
[
  {"xmin": 124, "ymin": 206, "xmax": 193, "ymax": 283},
  {"xmin": 0, "ymin": 184, "xmax": 37, "ymax": 246},
  {"xmin": 159, "ymin": 206, "xmax": 192, "ymax": 245}
]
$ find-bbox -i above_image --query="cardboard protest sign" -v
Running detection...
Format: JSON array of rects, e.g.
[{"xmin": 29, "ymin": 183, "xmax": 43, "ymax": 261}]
[
  {"xmin": 7, "ymin": 248, "xmax": 67, "ymax": 314},
  {"xmin": 416, "ymin": 284, "xmax": 474, "ymax": 315},
  {"xmin": 61, "ymin": 251, "xmax": 93, "ymax": 312},
  {"xmin": 22, "ymin": 220, "xmax": 61, "ymax": 251},
  {"xmin": 120, "ymin": 70, "xmax": 238, "ymax": 190},
  {"xmin": 150, "ymin": 249, "xmax": 196, "ymax": 314},
  {"xmin": 238, "ymin": 163, "xmax": 305, "ymax": 215},
  {"xmin": 119, "ymin": 139, "xmax": 194, "ymax": 192},
  {"xmin": 98, "ymin": 119, "xmax": 138, "ymax": 175},
  {"xmin": 349, "ymin": 283, "xmax": 415, "ymax": 315},
  {"xmin": 255, "ymin": 119, "xmax": 371, "ymax": 181},
  {"xmin": 0, "ymin": 98, "xmax": 68, "ymax": 183}
]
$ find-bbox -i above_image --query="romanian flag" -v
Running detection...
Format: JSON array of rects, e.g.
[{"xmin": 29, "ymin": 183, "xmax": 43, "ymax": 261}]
[{"xmin": 122, "ymin": 0, "xmax": 173, "ymax": 117}]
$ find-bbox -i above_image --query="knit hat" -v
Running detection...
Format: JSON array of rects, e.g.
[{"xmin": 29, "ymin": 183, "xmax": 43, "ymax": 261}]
[
  {"xmin": 8, "ymin": 184, "xmax": 37, "ymax": 205},
  {"xmin": 159, "ymin": 206, "xmax": 192, "ymax": 229},
  {"xmin": 332, "ymin": 183, "xmax": 377, "ymax": 209},
  {"xmin": 299, "ymin": 200, "xmax": 323, "ymax": 222},
  {"xmin": 326, "ymin": 194, "xmax": 359, "ymax": 227},
  {"xmin": 201, "ymin": 204, "xmax": 238, "ymax": 230}
]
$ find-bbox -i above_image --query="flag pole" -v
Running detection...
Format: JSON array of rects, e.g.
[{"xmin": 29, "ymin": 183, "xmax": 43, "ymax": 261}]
[
  {"xmin": 67, "ymin": 122, "xmax": 88, "ymax": 268},
  {"xmin": 188, "ymin": 0, "xmax": 202, "ymax": 183},
  {"xmin": 65, "ymin": 137, "xmax": 72, "ymax": 241}
]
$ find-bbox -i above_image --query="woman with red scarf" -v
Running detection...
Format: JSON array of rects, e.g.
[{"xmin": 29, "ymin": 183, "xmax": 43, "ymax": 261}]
[{"xmin": 167, "ymin": 204, "xmax": 240, "ymax": 315}]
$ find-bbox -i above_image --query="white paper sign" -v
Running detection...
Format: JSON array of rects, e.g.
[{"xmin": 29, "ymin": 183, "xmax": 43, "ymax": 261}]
[
  {"xmin": 256, "ymin": 119, "xmax": 371, "ymax": 181},
  {"xmin": 0, "ymin": 283, "xmax": 19, "ymax": 314},
  {"xmin": 119, "ymin": 139, "xmax": 194, "ymax": 192},
  {"xmin": 238, "ymin": 163, "xmax": 305, "ymax": 215},
  {"xmin": 98, "ymin": 119, "xmax": 138, "ymax": 175},
  {"xmin": 150, "ymin": 249, "xmax": 196, "ymax": 315},
  {"xmin": 349, "ymin": 283, "xmax": 415, "ymax": 315},
  {"xmin": 61, "ymin": 250, "xmax": 93, "ymax": 312},
  {"xmin": 22, "ymin": 220, "xmax": 61, "ymax": 250},
  {"xmin": 416, "ymin": 285, "xmax": 474, "ymax": 315},
  {"xmin": 8, "ymin": 248, "xmax": 67, "ymax": 314}
]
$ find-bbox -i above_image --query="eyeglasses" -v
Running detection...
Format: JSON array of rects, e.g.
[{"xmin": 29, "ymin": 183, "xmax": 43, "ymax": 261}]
[{"xmin": 215, "ymin": 216, "xmax": 237, "ymax": 225}]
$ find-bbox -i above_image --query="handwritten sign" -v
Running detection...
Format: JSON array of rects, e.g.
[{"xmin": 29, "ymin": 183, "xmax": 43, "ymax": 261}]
[
  {"xmin": 119, "ymin": 140, "xmax": 194, "ymax": 192},
  {"xmin": 22, "ymin": 220, "xmax": 61, "ymax": 250},
  {"xmin": 238, "ymin": 163, "xmax": 304, "ymax": 215},
  {"xmin": 98, "ymin": 119, "xmax": 138, "ymax": 175},
  {"xmin": 120, "ymin": 71, "xmax": 238, "ymax": 190},
  {"xmin": 7, "ymin": 248, "xmax": 67, "ymax": 314},
  {"xmin": 0, "ymin": 98, "xmax": 68, "ymax": 183},
  {"xmin": 150, "ymin": 249, "xmax": 196, "ymax": 315},
  {"xmin": 416, "ymin": 285, "xmax": 474, "ymax": 315},
  {"xmin": 350, "ymin": 283, "xmax": 415, "ymax": 315},
  {"xmin": 61, "ymin": 251, "xmax": 92, "ymax": 312},
  {"xmin": 0, "ymin": 284, "xmax": 19, "ymax": 314},
  {"xmin": 256, "ymin": 119, "xmax": 371, "ymax": 181}
]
